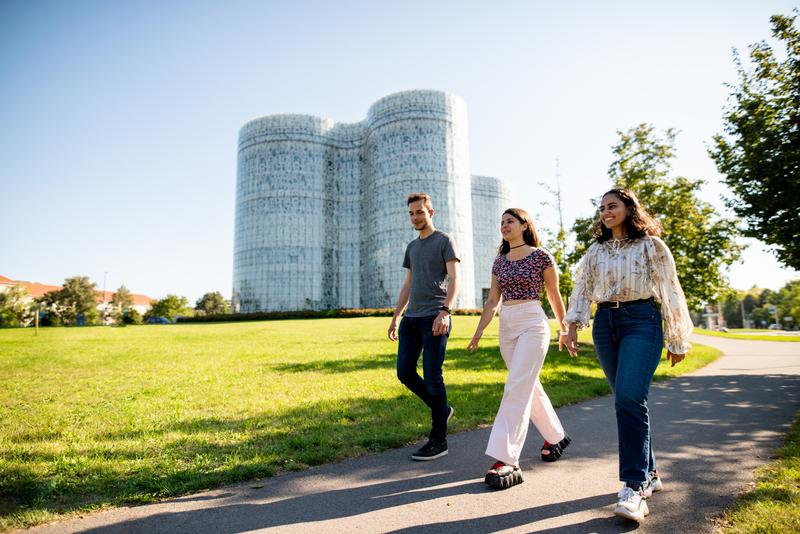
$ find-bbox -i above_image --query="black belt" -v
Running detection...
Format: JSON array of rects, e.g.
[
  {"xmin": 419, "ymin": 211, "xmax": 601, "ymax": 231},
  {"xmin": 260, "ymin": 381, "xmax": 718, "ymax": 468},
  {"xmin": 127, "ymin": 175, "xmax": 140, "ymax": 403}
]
[{"xmin": 597, "ymin": 297, "xmax": 655, "ymax": 309}]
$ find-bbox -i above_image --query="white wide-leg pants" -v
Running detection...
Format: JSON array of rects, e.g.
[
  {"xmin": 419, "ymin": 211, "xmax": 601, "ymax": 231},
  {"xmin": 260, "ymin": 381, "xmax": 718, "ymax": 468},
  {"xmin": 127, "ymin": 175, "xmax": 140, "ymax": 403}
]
[{"xmin": 485, "ymin": 300, "xmax": 566, "ymax": 467}]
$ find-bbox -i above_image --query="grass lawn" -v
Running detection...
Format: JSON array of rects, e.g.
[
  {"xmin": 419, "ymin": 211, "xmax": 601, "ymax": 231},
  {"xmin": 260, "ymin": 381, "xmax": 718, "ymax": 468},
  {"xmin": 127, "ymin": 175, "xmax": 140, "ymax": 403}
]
[
  {"xmin": 717, "ymin": 412, "xmax": 800, "ymax": 533},
  {"xmin": 0, "ymin": 317, "xmax": 720, "ymax": 530},
  {"xmin": 694, "ymin": 328, "xmax": 800, "ymax": 342}
]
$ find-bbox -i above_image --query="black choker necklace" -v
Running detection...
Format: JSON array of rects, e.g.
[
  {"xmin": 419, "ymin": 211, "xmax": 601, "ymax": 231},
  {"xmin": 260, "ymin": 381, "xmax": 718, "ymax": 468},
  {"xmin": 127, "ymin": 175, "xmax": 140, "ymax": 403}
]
[{"xmin": 509, "ymin": 243, "xmax": 526, "ymax": 249}]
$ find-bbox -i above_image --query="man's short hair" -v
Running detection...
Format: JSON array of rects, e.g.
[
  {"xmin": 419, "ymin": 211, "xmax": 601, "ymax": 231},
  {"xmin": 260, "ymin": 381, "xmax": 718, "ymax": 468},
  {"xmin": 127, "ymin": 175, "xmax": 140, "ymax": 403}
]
[{"xmin": 407, "ymin": 192, "xmax": 433, "ymax": 210}]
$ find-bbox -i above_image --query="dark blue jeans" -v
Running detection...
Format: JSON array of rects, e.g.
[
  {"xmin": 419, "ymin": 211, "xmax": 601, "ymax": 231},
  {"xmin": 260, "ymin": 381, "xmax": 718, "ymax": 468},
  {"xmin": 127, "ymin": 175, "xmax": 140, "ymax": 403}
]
[
  {"xmin": 592, "ymin": 300, "xmax": 663, "ymax": 486},
  {"xmin": 397, "ymin": 314, "xmax": 451, "ymax": 442}
]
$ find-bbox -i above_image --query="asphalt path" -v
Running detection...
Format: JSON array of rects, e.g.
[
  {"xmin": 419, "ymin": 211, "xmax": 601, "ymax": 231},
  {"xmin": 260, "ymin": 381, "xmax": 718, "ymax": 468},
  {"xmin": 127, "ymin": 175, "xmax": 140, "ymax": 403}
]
[{"xmin": 21, "ymin": 334, "xmax": 800, "ymax": 533}]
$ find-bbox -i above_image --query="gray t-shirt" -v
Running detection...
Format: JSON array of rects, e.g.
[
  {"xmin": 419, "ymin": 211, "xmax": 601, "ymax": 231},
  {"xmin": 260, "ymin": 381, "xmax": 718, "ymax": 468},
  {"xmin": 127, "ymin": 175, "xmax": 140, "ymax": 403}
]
[{"xmin": 402, "ymin": 230, "xmax": 460, "ymax": 317}]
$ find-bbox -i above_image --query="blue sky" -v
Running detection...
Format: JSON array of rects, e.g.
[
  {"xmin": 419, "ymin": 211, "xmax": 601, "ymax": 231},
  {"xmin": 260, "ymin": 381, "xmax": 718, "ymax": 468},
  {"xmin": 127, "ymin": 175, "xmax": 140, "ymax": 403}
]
[{"xmin": 1, "ymin": 0, "xmax": 797, "ymax": 302}]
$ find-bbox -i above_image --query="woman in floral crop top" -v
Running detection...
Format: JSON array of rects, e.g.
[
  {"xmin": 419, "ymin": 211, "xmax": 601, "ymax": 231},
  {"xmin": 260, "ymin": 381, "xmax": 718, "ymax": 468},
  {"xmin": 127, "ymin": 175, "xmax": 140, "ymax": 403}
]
[
  {"xmin": 564, "ymin": 188, "xmax": 692, "ymax": 524},
  {"xmin": 467, "ymin": 207, "xmax": 573, "ymax": 490}
]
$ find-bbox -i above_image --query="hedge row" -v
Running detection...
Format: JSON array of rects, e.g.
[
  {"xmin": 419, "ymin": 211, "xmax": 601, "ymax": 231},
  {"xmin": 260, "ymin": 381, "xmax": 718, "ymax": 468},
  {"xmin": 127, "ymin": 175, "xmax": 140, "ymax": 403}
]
[{"xmin": 175, "ymin": 307, "xmax": 483, "ymax": 323}]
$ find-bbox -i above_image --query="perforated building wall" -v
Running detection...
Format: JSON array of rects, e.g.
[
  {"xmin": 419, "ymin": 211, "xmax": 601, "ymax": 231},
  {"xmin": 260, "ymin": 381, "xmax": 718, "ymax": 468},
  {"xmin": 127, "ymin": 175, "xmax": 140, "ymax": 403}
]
[{"xmin": 233, "ymin": 90, "xmax": 511, "ymax": 312}]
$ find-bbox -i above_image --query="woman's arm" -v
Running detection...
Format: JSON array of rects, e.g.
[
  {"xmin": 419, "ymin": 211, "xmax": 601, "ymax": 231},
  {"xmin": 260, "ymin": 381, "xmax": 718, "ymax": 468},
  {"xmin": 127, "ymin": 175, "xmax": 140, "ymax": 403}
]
[
  {"xmin": 467, "ymin": 275, "xmax": 502, "ymax": 352},
  {"xmin": 646, "ymin": 237, "xmax": 693, "ymax": 364},
  {"xmin": 564, "ymin": 246, "xmax": 596, "ymax": 356},
  {"xmin": 563, "ymin": 245, "xmax": 595, "ymax": 331},
  {"xmin": 543, "ymin": 264, "xmax": 572, "ymax": 355}
]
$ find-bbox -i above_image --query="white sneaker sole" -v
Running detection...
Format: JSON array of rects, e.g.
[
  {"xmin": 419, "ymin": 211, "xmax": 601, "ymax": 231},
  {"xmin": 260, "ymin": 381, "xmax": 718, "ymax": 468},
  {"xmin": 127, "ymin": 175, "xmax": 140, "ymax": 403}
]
[
  {"xmin": 411, "ymin": 449, "xmax": 448, "ymax": 461},
  {"xmin": 614, "ymin": 500, "xmax": 649, "ymax": 523}
]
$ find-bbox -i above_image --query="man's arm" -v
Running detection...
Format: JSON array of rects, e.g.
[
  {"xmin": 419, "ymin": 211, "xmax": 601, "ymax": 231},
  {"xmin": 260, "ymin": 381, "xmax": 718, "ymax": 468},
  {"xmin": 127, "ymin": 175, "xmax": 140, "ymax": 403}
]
[
  {"xmin": 388, "ymin": 269, "xmax": 411, "ymax": 341},
  {"xmin": 432, "ymin": 260, "xmax": 459, "ymax": 336}
]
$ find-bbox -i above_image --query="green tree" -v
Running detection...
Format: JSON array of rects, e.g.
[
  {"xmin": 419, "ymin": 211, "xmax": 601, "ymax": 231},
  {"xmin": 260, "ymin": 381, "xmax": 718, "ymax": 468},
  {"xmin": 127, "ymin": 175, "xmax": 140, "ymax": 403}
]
[
  {"xmin": 195, "ymin": 292, "xmax": 230, "ymax": 316},
  {"xmin": 111, "ymin": 285, "xmax": 134, "ymax": 311},
  {"xmin": 0, "ymin": 286, "xmax": 32, "ymax": 327},
  {"xmin": 721, "ymin": 292, "xmax": 745, "ymax": 328},
  {"xmin": 145, "ymin": 295, "xmax": 193, "ymax": 322},
  {"xmin": 37, "ymin": 276, "xmax": 99, "ymax": 326},
  {"xmin": 36, "ymin": 290, "xmax": 64, "ymax": 326},
  {"xmin": 570, "ymin": 124, "xmax": 743, "ymax": 310},
  {"xmin": 59, "ymin": 276, "xmax": 99, "ymax": 325},
  {"xmin": 771, "ymin": 279, "xmax": 800, "ymax": 329},
  {"xmin": 710, "ymin": 11, "xmax": 800, "ymax": 270},
  {"xmin": 111, "ymin": 285, "xmax": 134, "ymax": 324}
]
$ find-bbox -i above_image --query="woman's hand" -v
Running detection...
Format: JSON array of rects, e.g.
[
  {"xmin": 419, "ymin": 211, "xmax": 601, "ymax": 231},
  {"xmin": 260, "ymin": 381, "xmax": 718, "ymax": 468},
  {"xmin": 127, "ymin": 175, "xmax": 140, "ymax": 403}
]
[
  {"xmin": 666, "ymin": 351, "xmax": 685, "ymax": 367},
  {"xmin": 565, "ymin": 324, "xmax": 579, "ymax": 357},
  {"xmin": 467, "ymin": 333, "xmax": 482, "ymax": 352},
  {"xmin": 558, "ymin": 332, "xmax": 569, "ymax": 353}
]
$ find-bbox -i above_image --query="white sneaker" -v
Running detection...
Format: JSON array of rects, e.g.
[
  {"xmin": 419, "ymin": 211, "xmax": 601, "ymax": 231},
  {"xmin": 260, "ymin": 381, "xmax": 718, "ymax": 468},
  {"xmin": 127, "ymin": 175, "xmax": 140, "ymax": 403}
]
[
  {"xmin": 649, "ymin": 472, "xmax": 663, "ymax": 493},
  {"xmin": 614, "ymin": 485, "xmax": 649, "ymax": 523}
]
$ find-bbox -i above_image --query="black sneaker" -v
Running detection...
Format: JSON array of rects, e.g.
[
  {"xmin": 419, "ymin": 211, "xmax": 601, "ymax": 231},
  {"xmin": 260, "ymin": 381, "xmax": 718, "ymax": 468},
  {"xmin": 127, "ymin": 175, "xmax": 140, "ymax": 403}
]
[{"xmin": 411, "ymin": 439, "xmax": 448, "ymax": 461}]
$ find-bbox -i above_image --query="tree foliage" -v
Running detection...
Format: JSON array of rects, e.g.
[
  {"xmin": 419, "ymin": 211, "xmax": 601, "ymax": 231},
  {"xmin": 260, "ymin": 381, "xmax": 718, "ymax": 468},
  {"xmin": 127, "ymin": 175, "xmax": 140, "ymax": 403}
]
[
  {"xmin": 145, "ymin": 295, "xmax": 193, "ymax": 322},
  {"xmin": 195, "ymin": 292, "xmax": 231, "ymax": 316},
  {"xmin": 111, "ymin": 285, "xmax": 134, "ymax": 325},
  {"xmin": 37, "ymin": 276, "xmax": 99, "ymax": 326},
  {"xmin": 710, "ymin": 11, "xmax": 800, "ymax": 270},
  {"xmin": 0, "ymin": 286, "xmax": 32, "ymax": 327},
  {"xmin": 111, "ymin": 285, "xmax": 134, "ymax": 311},
  {"xmin": 571, "ymin": 124, "xmax": 743, "ymax": 310}
]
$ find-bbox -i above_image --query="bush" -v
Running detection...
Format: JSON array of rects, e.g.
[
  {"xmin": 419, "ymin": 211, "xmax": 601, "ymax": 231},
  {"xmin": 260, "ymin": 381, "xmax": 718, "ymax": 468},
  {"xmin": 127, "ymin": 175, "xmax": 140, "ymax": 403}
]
[{"xmin": 116, "ymin": 308, "xmax": 143, "ymax": 325}]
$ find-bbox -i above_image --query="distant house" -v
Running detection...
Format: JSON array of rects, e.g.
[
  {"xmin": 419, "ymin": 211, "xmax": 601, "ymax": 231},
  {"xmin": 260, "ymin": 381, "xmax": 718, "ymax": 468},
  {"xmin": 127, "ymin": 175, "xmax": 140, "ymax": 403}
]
[{"xmin": 0, "ymin": 275, "xmax": 154, "ymax": 320}]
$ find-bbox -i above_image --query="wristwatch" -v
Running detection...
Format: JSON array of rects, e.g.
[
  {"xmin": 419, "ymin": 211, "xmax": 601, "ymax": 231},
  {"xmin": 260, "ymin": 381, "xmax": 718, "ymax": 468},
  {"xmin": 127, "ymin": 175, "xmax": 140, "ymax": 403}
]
[{"xmin": 440, "ymin": 306, "xmax": 451, "ymax": 314}]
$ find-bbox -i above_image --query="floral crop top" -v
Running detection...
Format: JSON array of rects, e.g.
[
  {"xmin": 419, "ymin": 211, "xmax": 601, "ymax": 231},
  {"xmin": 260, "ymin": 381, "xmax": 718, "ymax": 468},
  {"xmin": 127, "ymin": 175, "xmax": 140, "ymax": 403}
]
[{"xmin": 492, "ymin": 248, "xmax": 554, "ymax": 301}]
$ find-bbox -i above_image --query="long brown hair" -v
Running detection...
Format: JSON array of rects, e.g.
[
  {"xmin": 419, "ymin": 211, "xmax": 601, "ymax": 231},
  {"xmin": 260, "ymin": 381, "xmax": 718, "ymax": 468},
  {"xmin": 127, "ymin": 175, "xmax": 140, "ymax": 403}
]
[
  {"xmin": 592, "ymin": 188, "xmax": 661, "ymax": 243},
  {"xmin": 498, "ymin": 208, "xmax": 540, "ymax": 254}
]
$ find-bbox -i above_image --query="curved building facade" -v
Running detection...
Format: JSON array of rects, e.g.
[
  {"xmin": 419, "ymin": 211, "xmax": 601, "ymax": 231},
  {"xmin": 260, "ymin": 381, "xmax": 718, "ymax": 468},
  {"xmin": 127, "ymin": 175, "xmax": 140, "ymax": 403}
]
[{"xmin": 233, "ymin": 90, "xmax": 511, "ymax": 312}]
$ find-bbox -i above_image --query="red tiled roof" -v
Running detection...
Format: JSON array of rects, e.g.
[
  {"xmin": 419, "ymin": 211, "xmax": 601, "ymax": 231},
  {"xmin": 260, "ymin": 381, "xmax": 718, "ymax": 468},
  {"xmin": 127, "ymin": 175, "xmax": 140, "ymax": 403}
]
[
  {"xmin": 95, "ymin": 290, "xmax": 153, "ymax": 306},
  {"xmin": 0, "ymin": 276, "xmax": 154, "ymax": 305},
  {"xmin": 10, "ymin": 281, "xmax": 63, "ymax": 298}
]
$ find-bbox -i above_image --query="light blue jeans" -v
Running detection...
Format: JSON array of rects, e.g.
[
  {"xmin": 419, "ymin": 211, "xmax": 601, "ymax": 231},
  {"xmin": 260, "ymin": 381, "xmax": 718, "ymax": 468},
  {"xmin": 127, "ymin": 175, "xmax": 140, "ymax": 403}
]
[{"xmin": 592, "ymin": 300, "xmax": 663, "ymax": 487}]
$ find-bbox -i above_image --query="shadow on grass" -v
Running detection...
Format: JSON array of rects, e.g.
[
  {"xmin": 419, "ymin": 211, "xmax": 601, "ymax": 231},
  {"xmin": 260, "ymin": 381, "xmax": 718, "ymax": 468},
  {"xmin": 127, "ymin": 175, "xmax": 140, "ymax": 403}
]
[
  {"xmin": 2, "ymin": 356, "xmax": 607, "ymax": 523},
  {"xmin": 269, "ymin": 341, "xmax": 601, "ymax": 374},
  {"xmin": 0, "ymin": 341, "xmax": 711, "ymax": 529}
]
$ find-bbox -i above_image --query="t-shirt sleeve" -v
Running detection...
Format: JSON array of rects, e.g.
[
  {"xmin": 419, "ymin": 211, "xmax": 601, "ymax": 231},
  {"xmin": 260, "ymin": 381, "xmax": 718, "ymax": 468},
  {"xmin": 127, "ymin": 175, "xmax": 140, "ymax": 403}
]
[
  {"xmin": 402, "ymin": 244, "xmax": 411, "ymax": 269},
  {"xmin": 442, "ymin": 234, "xmax": 460, "ymax": 263},
  {"xmin": 539, "ymin": 249, "xmax": 555, "ymax": 271}
]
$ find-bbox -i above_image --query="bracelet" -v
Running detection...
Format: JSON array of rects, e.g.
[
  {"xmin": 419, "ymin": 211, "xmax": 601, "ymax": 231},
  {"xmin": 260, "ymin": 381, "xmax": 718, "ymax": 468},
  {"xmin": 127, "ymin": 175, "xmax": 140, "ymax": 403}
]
[
  {"xmin": 439, "ymin": 306, "xmax": 451, "ymax": 313},
  {"xmin": 559, "ymin": 331, "xmax": 569, "ymax": 336}
]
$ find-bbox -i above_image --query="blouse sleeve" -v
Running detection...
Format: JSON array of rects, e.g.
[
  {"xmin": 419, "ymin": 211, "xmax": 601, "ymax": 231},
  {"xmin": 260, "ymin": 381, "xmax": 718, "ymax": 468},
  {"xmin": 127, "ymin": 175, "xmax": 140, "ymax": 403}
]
[
  {"xmin": 645, "ymin": 236, "xmax": 693, "ymax": 354},
  {"xmin": 564, "ymin": 244, "xmax": 596, "ymax": 330}
]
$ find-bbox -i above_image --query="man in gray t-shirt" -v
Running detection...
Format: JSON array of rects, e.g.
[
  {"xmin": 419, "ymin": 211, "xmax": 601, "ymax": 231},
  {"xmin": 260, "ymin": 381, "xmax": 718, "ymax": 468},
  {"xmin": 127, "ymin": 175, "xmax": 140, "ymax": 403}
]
[{"xmin": 388, "ymin": 192, "xmax": 460, "ymax": 461}]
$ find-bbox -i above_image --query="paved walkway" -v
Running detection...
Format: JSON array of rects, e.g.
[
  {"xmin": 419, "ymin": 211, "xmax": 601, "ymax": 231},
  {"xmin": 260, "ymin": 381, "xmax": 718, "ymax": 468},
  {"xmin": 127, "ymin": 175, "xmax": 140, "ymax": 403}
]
[{"xmin": 23, "ymin": 335, "xmax": 800, "ymax": 533}]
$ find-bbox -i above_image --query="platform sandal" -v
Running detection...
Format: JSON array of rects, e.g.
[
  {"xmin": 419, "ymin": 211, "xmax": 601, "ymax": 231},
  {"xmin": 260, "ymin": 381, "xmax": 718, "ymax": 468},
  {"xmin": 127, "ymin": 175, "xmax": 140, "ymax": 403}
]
[
  {"xmin": 484, "ymin": 461, "xmax": 524, "ymax": 490},
  {"xmin": 541, "ymin": 434, "xmax": 571, "ymax": 462}
]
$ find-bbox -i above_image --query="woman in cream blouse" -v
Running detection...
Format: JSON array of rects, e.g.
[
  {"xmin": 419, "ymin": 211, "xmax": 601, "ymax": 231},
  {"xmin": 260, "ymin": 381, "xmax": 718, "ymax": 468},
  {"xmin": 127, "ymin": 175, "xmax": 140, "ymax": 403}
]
[{"xmin": 564, "ymin": 188, "xmax": 692, "ymax": 524}]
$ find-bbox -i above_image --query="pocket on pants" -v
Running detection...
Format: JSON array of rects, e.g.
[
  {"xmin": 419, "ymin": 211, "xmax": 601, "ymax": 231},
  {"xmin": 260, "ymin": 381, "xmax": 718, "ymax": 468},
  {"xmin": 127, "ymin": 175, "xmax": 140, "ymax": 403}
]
[{"xmin": 622, "ymin": 303, "xmax": 658, "ymax": 321}]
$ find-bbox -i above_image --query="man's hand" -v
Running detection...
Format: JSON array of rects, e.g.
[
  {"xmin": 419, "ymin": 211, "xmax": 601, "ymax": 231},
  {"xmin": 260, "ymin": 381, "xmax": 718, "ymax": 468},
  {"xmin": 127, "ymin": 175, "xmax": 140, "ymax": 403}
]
[
  {"xmin": 388, "ymin": 317, "xmax": 399, "ymax": 341},
  {"xmin": 432, "ymin": 310, "xmax": 450, "ymax": 336},
  {"xmin": 666, "ymin": 351, "xmax": 685, "ymax": 367}
]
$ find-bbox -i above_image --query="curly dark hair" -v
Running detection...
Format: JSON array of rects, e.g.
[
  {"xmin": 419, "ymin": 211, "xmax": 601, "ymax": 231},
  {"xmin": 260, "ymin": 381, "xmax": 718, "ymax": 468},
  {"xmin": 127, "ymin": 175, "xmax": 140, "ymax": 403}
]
[
  {"xmin": 592, "ymin": 188, "xmax": 661, "ymax": 243},
  {"xmin": 498, "ymin": 208, "xmax": 541, "ymax": 254}
]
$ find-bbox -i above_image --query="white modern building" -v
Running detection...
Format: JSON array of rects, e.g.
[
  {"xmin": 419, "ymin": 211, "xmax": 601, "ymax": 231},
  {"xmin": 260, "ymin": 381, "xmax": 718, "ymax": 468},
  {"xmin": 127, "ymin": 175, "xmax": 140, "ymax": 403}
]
[{"xmin": 233, "ymin": 90, "xmax": 511, "ymax": 312}]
